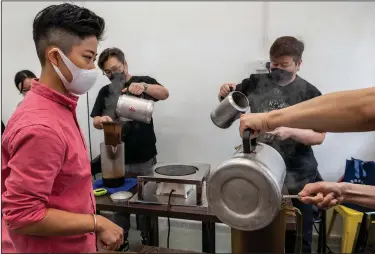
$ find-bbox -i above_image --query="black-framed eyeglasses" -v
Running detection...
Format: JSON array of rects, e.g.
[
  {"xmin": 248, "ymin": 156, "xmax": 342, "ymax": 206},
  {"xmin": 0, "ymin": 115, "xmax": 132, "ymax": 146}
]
[{"xmin": 103, "ymin": 64, "xmax": 124, "ymax": 78}]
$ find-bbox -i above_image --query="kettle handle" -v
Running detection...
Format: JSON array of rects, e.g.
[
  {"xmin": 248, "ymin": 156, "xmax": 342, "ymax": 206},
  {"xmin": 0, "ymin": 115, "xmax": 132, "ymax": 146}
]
[
  {"xmin": 220, "ymin": 86, "xmax": 234, "ymax": 100},
  {"xmin": 242, "ymin": 128, "xmax": 257, "ymax": 154}
]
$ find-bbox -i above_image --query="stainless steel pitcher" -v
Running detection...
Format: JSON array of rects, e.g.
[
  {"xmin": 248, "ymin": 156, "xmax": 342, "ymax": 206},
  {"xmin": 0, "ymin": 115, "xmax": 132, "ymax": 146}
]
[
  {"xmin": 210, "ymin": 88, "xmax": 249, "ymax": 129},
  {"xmin": 116, "ymin": 94, "xmax": 154, "ymax": 124}
]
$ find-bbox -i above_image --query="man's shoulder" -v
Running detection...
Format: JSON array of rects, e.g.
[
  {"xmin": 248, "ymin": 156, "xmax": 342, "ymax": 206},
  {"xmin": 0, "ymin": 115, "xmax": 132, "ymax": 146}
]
[
  {"xmin": 98, "ymin": 84, "xmax": 110, "ymax": 94},
  {"xmin": 132, "ymin": 75, "xmax": 156, "ymax": 83},
  {"xmin": 295, "ymin": 76, "xmax": 322, "ymax": 97}
]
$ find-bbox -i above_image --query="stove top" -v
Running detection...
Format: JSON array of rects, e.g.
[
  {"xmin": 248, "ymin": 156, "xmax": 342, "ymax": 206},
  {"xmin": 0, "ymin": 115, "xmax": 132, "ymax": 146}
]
[
  {"xmin": 137, "ymin": 162, "xmax": 210, "ymax": 184},
  {"xmin": 154, "ymin": 165, "xmax": 197, "ymax": 176},
  {"xmin": 136, "ymin": 163, "xmax": 210, "ymax": 205}
]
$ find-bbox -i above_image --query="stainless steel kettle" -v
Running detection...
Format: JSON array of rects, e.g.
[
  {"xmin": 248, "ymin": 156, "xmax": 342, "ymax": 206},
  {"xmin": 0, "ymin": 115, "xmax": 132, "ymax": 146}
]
[
  {"xmin": 116, "ymin": 92, "xmax": 154, "ymax": 124},
  {"xmin": 207, "ymin": 129, "xmax": 302, "ymax": 235},
  {"xmin": 210, "ymin": 88, "xmax": 250, "ymax": 129}
]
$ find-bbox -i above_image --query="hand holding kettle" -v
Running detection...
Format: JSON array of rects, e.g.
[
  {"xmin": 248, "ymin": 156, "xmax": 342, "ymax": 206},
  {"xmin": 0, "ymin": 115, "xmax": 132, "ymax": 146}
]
[
  {"xmin": 219, "ymin": 83, "xmax": 237, "ymax": 99},
  {"xmin": 239, "ymin": 113, "xmax": 272, "ymax": 138},
  {"xmin": 122, "ymin": 82, "xmax": 146, "ymax": 96}
]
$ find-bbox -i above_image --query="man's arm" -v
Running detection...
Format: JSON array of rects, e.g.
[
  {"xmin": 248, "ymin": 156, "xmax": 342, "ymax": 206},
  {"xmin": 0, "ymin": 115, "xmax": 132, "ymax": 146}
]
[
  {"xmin": 143, "ymin": 83, "xmax": 169, "ymax": 100},
  {"xmin": 299, "ymin": 181, "xmax": 375, "ymax": 209},
  {"xmin": 3, "ymin": 125, "xmax": 94, "ymax": 236},
  {"xmin": 288, "ymin": 128, "xmax": 326, "ymax": 145},
  {"xmin": 142, "ymin": 76, "xmax": 168, "ymax": 101},
  {"xmin": 268, "ymin": 127, "xmax": 325, "ymax": 145},
  {"xmin": 267, "ymin": 87, "xmax": 375, "ymax": 132},
  {"xmin": 218, "ymin": 75, "xmax": 257, "ymax": 101},
  {"xmin": 125, "ymin": 77, "xmax": 169, "ymax": 101},
  {"xmin": 343, "ymin": 183, "xmax": 375, "ymax": 209}
]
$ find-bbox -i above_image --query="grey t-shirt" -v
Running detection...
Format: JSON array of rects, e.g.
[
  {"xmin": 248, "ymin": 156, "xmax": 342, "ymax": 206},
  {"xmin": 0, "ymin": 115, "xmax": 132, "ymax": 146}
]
[{"xmin": 236, "ymin": 73, "xmax": 322, "ymax": 194}]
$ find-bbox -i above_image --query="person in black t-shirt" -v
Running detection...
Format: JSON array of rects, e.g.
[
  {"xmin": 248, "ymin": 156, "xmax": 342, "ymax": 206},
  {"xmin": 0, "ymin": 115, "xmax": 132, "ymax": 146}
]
[
  {"xmin": 91, "ymin": 47, "xmax": 169, "ymax": 250},
  {"xmin": 92, "ymin": 47, "xmax": 169, "ymax": 167},
  {"xmin": 218, "ymin": 36, "xmax": 325, "ymax": 254}
]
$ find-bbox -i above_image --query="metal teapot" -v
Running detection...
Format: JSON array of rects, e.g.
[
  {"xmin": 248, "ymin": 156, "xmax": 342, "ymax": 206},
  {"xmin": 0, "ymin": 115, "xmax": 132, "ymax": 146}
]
[
  {"xmin": 116, "ymin": 91, "xmax": 154, "ymax": 124},
  {"xmin": 210, "ymin": 87, "xmax": 250, "ymax": 129},
  {"xmin": 207, "ymin": 129, "xmax": 303, "ymax": 253}
]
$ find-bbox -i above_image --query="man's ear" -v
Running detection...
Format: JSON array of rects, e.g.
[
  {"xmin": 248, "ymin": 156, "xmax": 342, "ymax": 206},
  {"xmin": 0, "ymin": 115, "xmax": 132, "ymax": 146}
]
[{"xmin": 296, "ymin": 59, "xmax": 303, "ymax": 71}]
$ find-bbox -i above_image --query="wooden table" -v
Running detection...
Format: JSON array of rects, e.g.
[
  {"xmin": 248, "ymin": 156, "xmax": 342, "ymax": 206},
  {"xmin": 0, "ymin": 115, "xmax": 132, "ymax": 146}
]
[
  {"xmin": 96, "ymin": 193, "xmax": 218, "ymax": 253},
  {"xmin": 135, "ymin": 245, "xmax": 203, "ymax": 253},
  {"xmin": 98, "ymin": 245, "xmax": 203, "ymax": 253},
  {"xmin": 96, "ymin": 180, "xmax": 295, "ymax": 253}
]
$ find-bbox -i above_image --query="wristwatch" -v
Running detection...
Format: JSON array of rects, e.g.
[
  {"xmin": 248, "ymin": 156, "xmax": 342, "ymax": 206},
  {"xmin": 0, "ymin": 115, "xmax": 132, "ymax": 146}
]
[{"xmin": 142, "ymin": 83, "xmax": 148, "ymax": 91}]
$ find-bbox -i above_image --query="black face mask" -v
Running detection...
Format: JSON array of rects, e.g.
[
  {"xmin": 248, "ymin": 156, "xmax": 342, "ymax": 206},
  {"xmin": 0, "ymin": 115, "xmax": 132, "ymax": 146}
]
[
  {"xmin": 109, "ymin": 72, "xmax": 126, "ymax": 82},
  {"xmin": 269, "ymin": 68, "xmax": 294, "ymax": 86}
]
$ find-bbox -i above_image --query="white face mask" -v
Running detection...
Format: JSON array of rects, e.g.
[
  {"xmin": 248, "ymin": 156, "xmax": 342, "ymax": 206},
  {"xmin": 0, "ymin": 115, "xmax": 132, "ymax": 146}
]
[{"xmin": 51, "ymin": 49, "xmax": 99, "ymax": 95}]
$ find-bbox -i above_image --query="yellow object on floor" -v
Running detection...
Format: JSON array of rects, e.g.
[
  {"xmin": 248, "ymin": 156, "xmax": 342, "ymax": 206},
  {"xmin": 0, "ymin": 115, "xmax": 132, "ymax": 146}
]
[{"xmin": 327, "ymin": 205, "xmax": 364, "ymax": 253}]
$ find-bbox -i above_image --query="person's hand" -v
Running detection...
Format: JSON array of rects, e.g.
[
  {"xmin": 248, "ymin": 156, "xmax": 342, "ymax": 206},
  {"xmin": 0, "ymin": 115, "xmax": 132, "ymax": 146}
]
[
  {"xmin": 100, "ymin": 116, "xmax": 113, "ymax": 128},
  {"xmin": 266, "ymin": 127, "xmax": 293, "ymax": 141},
  {"xmin": 122, "ymin": 82, "xmax": 145, "ymax": 95},
  {"xmin": 298, "ymin": 182, "xmax": 346, "ymax": 209},
  {"xmin": 219, "ymin": 83, "xmax": 236, "ymax": 99},
  {"xmin": 239, "ymin": 113, "xmax": 270, "ymax": 138},
  {"xmin": 96, "ymin": 215, "xmax": 124, "ymax": 251}
]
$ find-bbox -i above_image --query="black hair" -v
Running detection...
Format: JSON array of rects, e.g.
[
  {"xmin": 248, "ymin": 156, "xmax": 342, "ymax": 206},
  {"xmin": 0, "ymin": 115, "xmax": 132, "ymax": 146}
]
[
  {"xmin": 32, "ymin": 3, "xmax": 105, "ymax": 65},
  {"xmin": 14, "ymin": 70, "xmax": 37, "ymax": 92},
  {"xmin": 270, "ymin": 36, "xmax": 304, "ymax": 63},
  {"xmin": 98, "ymin": 47, "xmax": 126, "ymax": 70}
]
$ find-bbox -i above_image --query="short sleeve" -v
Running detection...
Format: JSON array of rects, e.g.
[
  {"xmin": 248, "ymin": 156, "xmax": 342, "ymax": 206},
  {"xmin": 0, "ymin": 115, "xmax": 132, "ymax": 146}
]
[
  {"xmin": 305, "ymin": 84, "xmax": 322, "ymax": 100},
  {"xmin": 90, "ymin": 86, "xmax": 108, "ymax": 117},
  {"xmin": 235, "ymin": 74, "xmax": 258, "ymax": 96},
  {"xmin": 143, "ymin": 76, "xmax": 161, "ymax": 86},
  {"xmin": 2, "ymin": 125, "xmax": 65, "ymax": 230}
]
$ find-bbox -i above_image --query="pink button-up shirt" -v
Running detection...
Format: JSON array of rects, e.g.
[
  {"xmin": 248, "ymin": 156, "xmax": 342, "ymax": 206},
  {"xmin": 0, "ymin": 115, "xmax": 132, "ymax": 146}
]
[{"xmin": 2, "ymin": 80, "xmax": 96, "ymax": 253}]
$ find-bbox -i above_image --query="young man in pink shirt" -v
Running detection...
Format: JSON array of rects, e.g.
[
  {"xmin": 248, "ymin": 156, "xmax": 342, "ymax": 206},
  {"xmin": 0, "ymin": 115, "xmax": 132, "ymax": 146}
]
[{"xmin": 2, "ymin": 3, "xmax": 124, "ymax": 252}]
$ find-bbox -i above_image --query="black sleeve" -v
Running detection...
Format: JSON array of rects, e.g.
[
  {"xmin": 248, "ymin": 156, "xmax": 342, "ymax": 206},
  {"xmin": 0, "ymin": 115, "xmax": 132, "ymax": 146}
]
[
  {"xmin": 305, "ymin": 84, "xmax": 322, "ymax": 100},
  {"xmin": 90, "ymin": 86, "xmax": 107, "ymax": 118},
  {"xmin": 235, "ymin": 74, "xmax": 258, "ymax": 96},
  {"xmin": 143, "ymin": 76, "xmax": 162, "ymax": 86}
]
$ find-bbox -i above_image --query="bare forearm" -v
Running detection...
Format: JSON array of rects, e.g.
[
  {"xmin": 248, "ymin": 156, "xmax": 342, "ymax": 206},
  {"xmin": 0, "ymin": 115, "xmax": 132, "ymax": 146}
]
[
  {"xmin": 267, "ymin": 88, "xmax": 375, "ymax": 132},
  {"xmin": 13, "ymin": 208, "xmax": 94, "ymax": 236},
  {"xmin": 145, "ymin": 84, "xmax": 169, "ymax": 100},
  {"xmin": 288, "ymin": 128, "xmax": 326, "ymax": 146},
  {"xmin": 341, "ymin": 183, "xmax": 375, "ymax": 209}
]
